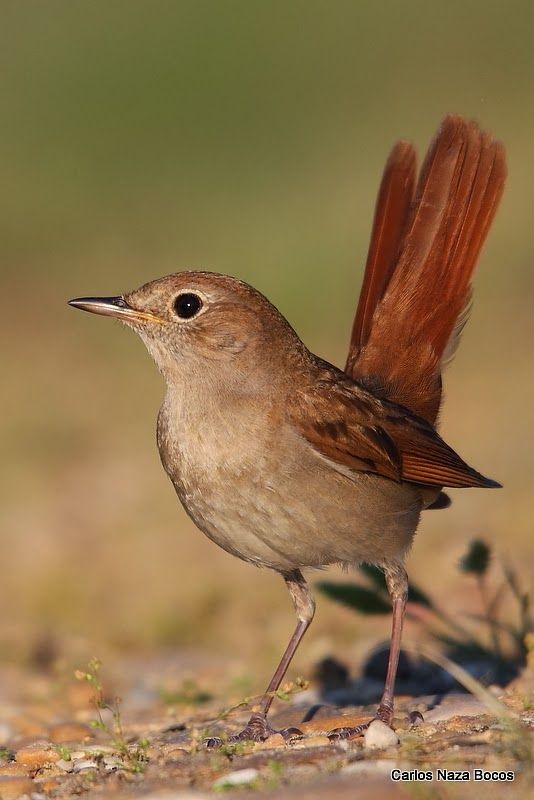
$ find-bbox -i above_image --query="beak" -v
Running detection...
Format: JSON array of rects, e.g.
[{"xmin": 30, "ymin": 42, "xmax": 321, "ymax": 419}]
[{"xmin": 68, "ymin": 295, "xmax": 163, "ymax": 324}]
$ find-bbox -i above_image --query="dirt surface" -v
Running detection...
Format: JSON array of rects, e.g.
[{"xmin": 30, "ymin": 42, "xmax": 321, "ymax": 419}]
[{"xmin": 0, "ymin": 652, "xmax": 532, "ymax": 800}]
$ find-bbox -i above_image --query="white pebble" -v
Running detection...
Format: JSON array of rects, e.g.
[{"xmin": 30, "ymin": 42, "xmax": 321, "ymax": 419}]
[
  {"xmin": 363, "ymin": 720, "xmax": 399, "ymax": 749},
  {"xmin": 73, "ymin": 759, "xmax": 98, "ymax": 772},
  {"xmin": 212, "ymin": 767, "xmax": 260, "ymax": 789}
]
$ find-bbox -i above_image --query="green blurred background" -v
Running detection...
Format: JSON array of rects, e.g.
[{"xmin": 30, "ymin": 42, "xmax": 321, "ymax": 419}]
[{"xmin": 1, "ymin": 1, "xmax": 532, "ymax": 682}]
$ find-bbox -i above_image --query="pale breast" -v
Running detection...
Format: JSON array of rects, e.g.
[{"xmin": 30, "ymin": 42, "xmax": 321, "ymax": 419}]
[{"xmin": 157, "ymin": 390, "xmax": 423, "ymax": 572}]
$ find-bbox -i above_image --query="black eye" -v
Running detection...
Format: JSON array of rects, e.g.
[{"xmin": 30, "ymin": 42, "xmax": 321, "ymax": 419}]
[{"xmin": 173, "ymin": 293, "xmax": 203, "ymax": 319}]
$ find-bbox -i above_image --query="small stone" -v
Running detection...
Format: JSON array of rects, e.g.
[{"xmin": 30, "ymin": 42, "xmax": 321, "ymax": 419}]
[
  {"xmin": 14, "ymin": 744, "xmax": 60, "ymax": 769},
  {"xmin": 48, "ymin": 722, "xmax": 93, "ymax": 744},
  {"xmin": 0, "ymin": 775, "xmax": 34, "ymax": 799},
  {"xmin": 363, "ymin": 720, "xmax": 399, "ymax": 749},
  {"xmin": 55, "ymin": 759, "xmax": 73, "ymax": 773},
  {"xmin": 72, "ymin": 760, "xmax": 98, "ymax": 772},
  {"xmin": 212, "ymin": 767, "xmax": 260, "ymax": 789}
]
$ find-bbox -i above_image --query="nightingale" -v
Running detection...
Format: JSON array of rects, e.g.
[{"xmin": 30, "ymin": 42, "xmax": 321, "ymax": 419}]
[{"xmin": 69, "ymin": 116, "xmax": 506, "ymax": 744}]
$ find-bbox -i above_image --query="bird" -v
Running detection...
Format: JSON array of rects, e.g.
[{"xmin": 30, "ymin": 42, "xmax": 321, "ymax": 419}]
[{"xmin": 69, "ymin": 115, "xmax": 506, "ymax": 744}]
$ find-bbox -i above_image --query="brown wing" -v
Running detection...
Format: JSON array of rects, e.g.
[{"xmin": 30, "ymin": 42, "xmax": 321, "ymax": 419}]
[
  {"xmin": 345, "ymin": 141, "xmax": 416, "ymax": 371},
  {"xmin": 287, "ymin": 368, "xmax": 499, "ymax": 489},
  {"xmin": 347, "ymin": 116, "xmax": 506, "ymax": 424}
]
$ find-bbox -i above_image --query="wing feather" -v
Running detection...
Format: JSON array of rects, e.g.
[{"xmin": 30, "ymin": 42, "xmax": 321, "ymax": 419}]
[{"xmin": 287, "ymin": 366, "xmax": 499, "ymax": 490}]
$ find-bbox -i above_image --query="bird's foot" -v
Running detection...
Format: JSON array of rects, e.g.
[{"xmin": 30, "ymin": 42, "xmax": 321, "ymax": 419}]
[
  {"xmin": 325, "ymin": 705, "xmax": 423, "ymax": 741},
  {"xmin": 204, "ymin": 713, "xmax": 303, "ymax": 748},
  {"xmin": 327, "ymin": 703, "xmax": 393, "ymax": 742}
]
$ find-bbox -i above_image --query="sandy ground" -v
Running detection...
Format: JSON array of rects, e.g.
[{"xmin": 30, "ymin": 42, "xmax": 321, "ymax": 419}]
[{"xmin": 0, "ymin": 649, "xmax": 531, "ymax": 800}]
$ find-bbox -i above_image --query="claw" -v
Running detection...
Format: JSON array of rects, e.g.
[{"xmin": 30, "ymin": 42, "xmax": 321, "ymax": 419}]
[{"xmin": 203, "ymin": 713, "xmax": 281, "ymax": 747}]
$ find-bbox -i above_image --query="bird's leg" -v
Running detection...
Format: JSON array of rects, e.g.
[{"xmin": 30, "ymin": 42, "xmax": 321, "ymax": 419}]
[
  {"xmin": 205, "ymin": 569, "xmax": 315, "ymax": 746},
  {"xmin": 328, "ymin": 564, "xmax": 408, "ymax": 741},
  {"xmin": 375, "ymin": 564, "xmax": 408, "ymax": 724}
]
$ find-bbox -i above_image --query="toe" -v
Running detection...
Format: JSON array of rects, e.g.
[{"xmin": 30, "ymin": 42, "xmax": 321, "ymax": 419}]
[
  {"xmin": 327, "ymin": 722, "xmax": 370, "ymax": 742},
  {"xmin": 279, "ymin": 726, "xmax": 304, "ymax": 740}
]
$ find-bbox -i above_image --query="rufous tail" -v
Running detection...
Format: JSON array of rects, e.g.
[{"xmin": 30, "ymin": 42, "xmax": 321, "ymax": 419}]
[{"xmin": 345, "ymin": 115, "xmax": 506, "ymax": 425}]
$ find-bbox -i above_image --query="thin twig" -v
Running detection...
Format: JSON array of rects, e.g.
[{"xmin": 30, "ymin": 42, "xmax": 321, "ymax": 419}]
[{"xmin": 406, "ymin": 643, "xmax": 518, "ymax": 722}]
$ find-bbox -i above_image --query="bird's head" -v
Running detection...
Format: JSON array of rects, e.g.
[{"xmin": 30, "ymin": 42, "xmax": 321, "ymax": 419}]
[{"xmin": 69, "ymin": 271, "xmax": 304, "ymax": 390}]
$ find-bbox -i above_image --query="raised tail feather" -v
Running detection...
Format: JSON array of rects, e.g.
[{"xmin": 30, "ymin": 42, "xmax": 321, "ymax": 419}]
[{"xmin": 345, "ymin": 115, "xmax": 506, "ymax": 425}]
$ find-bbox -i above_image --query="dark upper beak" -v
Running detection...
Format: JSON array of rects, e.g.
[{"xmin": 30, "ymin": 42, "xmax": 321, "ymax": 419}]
[{"xmin": 68, "ymin": 296, "xmax": 163, "ymax": 324}]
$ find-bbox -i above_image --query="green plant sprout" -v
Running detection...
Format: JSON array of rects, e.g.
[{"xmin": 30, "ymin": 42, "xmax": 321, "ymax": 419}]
[
  {"xmin": 54, "ymin": 744, "xmax": 72, "ymax": 762},
  {"xmin": 74, "ymin": 657, "xmax": 149, "ymax": 773}
]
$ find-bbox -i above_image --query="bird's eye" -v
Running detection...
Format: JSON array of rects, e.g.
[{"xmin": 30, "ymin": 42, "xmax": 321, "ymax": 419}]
[{"xmin": 173, "ymin": 293, "xmax": 203, "ymax": 319}]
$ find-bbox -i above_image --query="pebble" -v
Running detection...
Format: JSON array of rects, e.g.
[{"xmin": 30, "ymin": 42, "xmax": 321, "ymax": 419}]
[
  {"xmin": 14, "ymin": 744, "xmax": 60, "ymax": 769},
  {"xmin": 212, "ymin": 767, "xmax": 260, "ymax": 789},
  {"xmin": 0, "ymin": 775, "xmax": 34, "ymax": 799},
  {"xmin": 55, "ymin": 759, "xmax": 74, "ymax": 773},
  {"xmin": 72, "ymin": 759, "xmax": 98, "ymax": 772},
  {"xmin": 48, "ymin": 722, "xmax": 93, "ymax": 744},
  {"xmin": 363, "ymin": 720, "xmax": 400, "ymax": 749}
]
